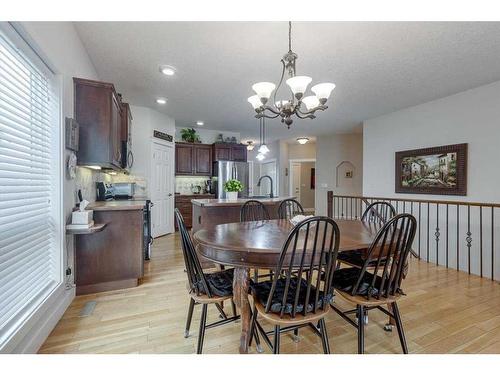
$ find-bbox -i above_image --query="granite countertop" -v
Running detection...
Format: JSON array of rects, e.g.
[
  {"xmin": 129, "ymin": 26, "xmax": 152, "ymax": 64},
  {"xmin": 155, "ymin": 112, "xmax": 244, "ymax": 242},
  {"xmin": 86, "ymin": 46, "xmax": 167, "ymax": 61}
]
[
  {"xmin": 191, "ymin": 196, "xmax": 296, "ymax": 207},
  {"xmin": 88, "ymin": 200, "xmax": 148, "ymax": 211}
]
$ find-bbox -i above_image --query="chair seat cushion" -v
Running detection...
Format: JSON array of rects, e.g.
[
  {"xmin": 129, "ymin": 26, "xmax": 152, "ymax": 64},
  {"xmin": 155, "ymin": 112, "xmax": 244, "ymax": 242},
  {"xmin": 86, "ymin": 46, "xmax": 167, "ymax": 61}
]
[
  {"xmin": 251, "ymin": 277, "xmax": 333, "ymax": 315},
  {"xmin": 195, "ymin": 268, "xmax": 234, "ymax": 297},
  {"xmin": 332, "ymin": 267, "xmax": 393, "ymax": 297},
  {"xmin": 337, "ymin": 249, "xmax": 383, "ymax": 267}
]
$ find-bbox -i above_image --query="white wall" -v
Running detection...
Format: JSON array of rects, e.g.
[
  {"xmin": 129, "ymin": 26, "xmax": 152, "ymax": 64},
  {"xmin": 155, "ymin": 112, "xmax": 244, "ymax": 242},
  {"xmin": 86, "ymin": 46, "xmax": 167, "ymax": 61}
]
[
  {"xmin": 7, "ymin": 22, "xmax": 99, "ymax": 353},
  {"xmin": 175, "ymin": 127, "xmax": 239, "ymax": 144},
  {"xmin": 363, "ymin": 80, "xmax": 500, "ymax": 202},
  {"xmin": 130, "ymin": 105, "xmax": 176, "ymax": 197},
  {"xmin": 315, "ymin": 133, "xmax": 363, "ymax": 215}
]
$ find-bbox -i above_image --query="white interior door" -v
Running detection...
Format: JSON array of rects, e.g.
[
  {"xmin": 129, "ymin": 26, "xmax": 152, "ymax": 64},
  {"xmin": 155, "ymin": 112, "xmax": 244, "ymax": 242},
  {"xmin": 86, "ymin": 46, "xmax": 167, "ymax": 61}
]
[
  {"xmin": 151, "ymin": 141, "xmax": 174, "ymax": 237},
  {"xmin": 291, "ymin": 163, "xmax": 301, "ymax": 202}
]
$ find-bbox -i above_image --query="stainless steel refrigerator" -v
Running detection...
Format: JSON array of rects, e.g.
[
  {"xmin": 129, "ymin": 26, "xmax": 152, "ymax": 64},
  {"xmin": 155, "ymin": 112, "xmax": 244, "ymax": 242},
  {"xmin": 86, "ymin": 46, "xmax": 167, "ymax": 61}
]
[{"xmin": 213, "ymin": 161, "xmax": 249, "ymax": 199}]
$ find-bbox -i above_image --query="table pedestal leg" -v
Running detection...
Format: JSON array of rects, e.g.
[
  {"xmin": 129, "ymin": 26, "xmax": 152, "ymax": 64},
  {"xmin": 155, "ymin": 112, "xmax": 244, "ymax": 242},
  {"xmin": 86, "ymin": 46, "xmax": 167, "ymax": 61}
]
[{"xmin": 233, "ymin": 267, "xmax": 250, "ymax": 354}]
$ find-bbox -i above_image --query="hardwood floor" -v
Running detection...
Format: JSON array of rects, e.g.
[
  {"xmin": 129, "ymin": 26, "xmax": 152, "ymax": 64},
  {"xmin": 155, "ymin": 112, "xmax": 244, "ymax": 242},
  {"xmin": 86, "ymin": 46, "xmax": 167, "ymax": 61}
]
[{"xmin": 39, "ymin": 233, "xmax": 500, "ymax": 354}]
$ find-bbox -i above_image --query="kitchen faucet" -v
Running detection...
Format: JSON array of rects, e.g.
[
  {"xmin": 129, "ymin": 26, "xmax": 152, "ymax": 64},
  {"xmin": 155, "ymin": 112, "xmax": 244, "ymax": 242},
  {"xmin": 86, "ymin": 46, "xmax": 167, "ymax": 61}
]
[{"xmin": 257, "ymin": 175, "xmax": 274, "ymax": 198}]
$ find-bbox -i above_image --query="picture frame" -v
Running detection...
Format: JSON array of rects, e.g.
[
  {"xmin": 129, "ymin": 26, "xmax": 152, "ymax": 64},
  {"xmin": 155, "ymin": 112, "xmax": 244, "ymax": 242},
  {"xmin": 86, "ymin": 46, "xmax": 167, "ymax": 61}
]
[{"xmin": 395, "ymin": 143, "xmax": 467, "ymax": 195}]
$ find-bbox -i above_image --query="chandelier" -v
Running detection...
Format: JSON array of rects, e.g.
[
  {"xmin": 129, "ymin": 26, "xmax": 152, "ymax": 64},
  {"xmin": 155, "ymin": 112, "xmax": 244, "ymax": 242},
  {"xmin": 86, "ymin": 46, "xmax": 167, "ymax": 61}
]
[{"xmin": 248, "ymin": 22, "xmax": 335, "ymax": 128}]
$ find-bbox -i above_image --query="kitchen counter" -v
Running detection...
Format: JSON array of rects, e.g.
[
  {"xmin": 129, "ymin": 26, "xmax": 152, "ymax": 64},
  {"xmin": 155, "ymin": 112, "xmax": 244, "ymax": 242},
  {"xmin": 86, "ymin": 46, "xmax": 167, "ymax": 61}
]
[
  {"xmin": 88, "ymin": 200, "xmax": 147, "ymax": 211},
  {"xmin": 191, "ymin": 196, "xmax": 295, "ymax": 233},
  {"xmin": 192, "ymin": 196, "xmax": 295, "ymax": 207}
]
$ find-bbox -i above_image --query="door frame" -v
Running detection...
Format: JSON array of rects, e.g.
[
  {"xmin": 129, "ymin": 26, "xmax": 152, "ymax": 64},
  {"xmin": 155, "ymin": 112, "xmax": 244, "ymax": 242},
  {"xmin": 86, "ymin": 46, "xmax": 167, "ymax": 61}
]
[
  {"xmin": 289, "ymin": 158, "xmax": 316, "ymax": 209},
  {"xmin": 150, "ymin": 138, "xmax": 175, "ymax": 236}
]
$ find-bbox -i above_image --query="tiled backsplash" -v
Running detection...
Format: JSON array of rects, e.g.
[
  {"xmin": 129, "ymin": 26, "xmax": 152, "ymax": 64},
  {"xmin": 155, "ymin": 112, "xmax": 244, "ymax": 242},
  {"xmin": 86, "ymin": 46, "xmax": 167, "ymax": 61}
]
[
  {"xmin": 175, "ymin": 176, "xmax": 211, "ymax": 195},
  {"xmin": 75, "ymin": 167, "xmax": 148, "ymax": 203}
]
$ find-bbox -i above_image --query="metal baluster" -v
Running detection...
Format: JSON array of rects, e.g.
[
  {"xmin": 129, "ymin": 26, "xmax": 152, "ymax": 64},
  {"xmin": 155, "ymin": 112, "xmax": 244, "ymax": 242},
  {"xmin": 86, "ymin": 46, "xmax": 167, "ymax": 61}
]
[
  {"xmin": 479, "ymin": 206, "xmax": 483, "ymax": 278},
  {"xmin": 435, "ymin": 203, "xmax": 440, "ymax": 265},
  {"xmin": 427, "ymin": 202, "xmax": 430, "ymax": 262},
  {"xmin": 466, "ymin": 205, "xmax": 472, "ymax": 274},
  {"xmin": 418, "ymin": 202, "xmax": 421, "ymax": 258},
  {"xmin": 350, "ymin": 197, "xmax": 353, "ymax": 220},
  {"xmin": 446, "ymin": 204, "xmax": 449, "ymax": 268},
  {"xmin": 492, "ymin": 207, "xmax": 495, "ymax": 281},
  {"xmin": 456, "ymin": 204, "xmax": 460, "ymax": 271}
]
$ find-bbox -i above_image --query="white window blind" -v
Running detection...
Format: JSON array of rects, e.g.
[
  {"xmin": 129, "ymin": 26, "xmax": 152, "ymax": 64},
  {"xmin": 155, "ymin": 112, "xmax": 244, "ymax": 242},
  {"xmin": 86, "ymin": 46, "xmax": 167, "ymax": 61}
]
[{"xmin": 0, "ymin": 25, "xmax": 61, "ymax": 346}]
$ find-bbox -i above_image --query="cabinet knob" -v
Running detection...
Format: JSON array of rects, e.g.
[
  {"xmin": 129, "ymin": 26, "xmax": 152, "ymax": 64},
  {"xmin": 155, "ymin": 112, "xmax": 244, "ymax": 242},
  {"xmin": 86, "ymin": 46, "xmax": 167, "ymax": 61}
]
[{"xmin": 168, "ymin": 193, "xmax": 173, "ymax": 197}]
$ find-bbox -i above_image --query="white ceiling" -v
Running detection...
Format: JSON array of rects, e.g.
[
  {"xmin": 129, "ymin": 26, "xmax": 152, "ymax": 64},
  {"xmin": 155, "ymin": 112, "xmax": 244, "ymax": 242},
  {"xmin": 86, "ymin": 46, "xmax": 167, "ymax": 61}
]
[{"xmin": 74, "ymin": 22, "xmax": 500, "ymax": 142}]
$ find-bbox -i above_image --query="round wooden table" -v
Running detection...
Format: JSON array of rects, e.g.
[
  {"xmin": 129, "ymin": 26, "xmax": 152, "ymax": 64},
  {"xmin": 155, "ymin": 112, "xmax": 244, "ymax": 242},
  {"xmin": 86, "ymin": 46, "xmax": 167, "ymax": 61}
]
[{"xmin": 193, "ymin": 219, "xmax": 381, "ymax": 354}]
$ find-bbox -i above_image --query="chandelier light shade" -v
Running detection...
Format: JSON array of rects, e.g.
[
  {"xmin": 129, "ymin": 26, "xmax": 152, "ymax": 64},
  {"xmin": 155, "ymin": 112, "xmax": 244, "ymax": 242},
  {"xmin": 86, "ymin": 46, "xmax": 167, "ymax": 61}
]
[
  {"xmin": 248, "ymin": 21, "xmax": 335, "ymax": 128},
  {"xmin": 302, "ymin": 95, "xmax": 320, "ymax": 111},
  {"xmin": 285, "ymin": 75, "xmax": 312, "ymax": 99},
  {"xmin": 252, "ymin": 82, "xmax": 276, "ymax": 103},
  {"xmin": 258, "ymin": 144, "xmax": 270, "ymax": 154},
  {"xmin": 256, "ymin": 153, "xmax": 265, "ymax": 161},
  {"xmin": 311, "ymin": 83, "xmax": 336, "ymax": 103},
  {"xmin": 297, "ymin": 137, "xmax": 309, "ymax": 145}
]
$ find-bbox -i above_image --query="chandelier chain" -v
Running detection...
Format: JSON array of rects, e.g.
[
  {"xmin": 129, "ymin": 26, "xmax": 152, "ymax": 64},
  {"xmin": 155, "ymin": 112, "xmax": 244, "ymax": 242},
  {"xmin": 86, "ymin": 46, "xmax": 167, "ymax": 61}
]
[{"xmin": 288, "ymin": 21, "xmax": 292, "ymax": 52}]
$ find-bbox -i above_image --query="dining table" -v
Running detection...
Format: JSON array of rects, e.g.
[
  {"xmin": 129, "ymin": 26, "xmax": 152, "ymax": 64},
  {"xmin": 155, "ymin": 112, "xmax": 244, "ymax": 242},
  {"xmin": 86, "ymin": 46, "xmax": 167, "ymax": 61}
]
[{"xmin": 193, "ymin": 218, "xmax": 382, "ymax": 354}]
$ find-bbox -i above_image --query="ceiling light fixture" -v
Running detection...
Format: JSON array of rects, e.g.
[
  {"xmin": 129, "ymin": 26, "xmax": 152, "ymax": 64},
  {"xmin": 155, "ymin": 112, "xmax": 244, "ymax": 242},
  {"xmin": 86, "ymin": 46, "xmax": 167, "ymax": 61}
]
[
  {"xmin": 196, "ymin": 121, "xmax": 204, "ymax": 126},
  {"xmin": 156, "ymin": 98, "xmax": 167, "ymax": 105},
  {"xmin": 297, "ymin": 137, "xmax": 309, "ymax": 145},
  {"xmin": 246, "ymin": 141, "xmax": 255, "ymax": 151},
  {"xmin": 248, "ymin": 22, "xmax": 335, "ymax": 129},
  {"xmin": 159, "ymin": 65, "xmax": 176, "ymax": 76},
  {"xmin": 257, "ymin": 117, "xmax": 269, "ymax": 155}
]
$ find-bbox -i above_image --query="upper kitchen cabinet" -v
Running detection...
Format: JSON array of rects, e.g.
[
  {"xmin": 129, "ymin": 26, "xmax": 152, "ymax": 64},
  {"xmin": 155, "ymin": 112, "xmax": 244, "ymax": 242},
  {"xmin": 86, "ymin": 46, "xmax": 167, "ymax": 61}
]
[
  {"xmin": 74, "ymin": 77, "xmax": 124, "ymax": 170},
  {"xmin": 175, "ymin": 142, "xmax": 213, "ymax": 176},
  {"xmin": 212, "ymin": 143, "xmax": 247, "ymax": 162}
]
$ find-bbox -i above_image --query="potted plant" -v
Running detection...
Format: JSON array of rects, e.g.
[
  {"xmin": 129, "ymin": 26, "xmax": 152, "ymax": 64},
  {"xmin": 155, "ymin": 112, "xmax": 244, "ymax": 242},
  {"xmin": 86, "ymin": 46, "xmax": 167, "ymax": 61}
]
[
  {"xmin": 180, "ymin": 128, "xmax": 201, "ymax": 143},
  {"xmin": 224, "ymin": 179, "xmax": 243, "ymax": 200}
]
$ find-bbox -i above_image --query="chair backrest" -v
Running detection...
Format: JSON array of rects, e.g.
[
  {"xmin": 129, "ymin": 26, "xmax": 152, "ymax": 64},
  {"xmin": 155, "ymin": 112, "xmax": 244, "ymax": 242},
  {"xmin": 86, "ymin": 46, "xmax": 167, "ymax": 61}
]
[
  {"xmin": 278, "ymin": 198, "xmax": 305, "ymax": 220},
  {"xmin": 361, "ymin": 201, "xmax": 396, "ymax": 225},
  {"xmin": 352, "ymin": 213, "xmax": 417, "ymax": 300},
  {"xmin": 264, "ymin": 216, "xmax": 340, "ymax": 318},
  {"xmin": 240, "ymin": 200, "xmax": 270, "ymax": 222},
  {"xmin": 174, "ymin": 208, "xmax": 212, "ymax": 297}
]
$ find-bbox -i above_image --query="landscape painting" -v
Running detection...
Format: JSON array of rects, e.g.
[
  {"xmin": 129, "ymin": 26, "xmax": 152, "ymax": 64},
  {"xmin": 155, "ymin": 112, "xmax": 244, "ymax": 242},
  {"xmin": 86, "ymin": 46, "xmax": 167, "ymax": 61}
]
[{"xmin": 395, "ymin": 143, "xmax": 467, "ymax": 195}]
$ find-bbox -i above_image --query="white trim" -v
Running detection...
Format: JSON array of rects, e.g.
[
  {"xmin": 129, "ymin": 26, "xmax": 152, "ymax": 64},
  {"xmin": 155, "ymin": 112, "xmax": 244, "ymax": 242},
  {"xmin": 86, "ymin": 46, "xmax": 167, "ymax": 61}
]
[{"xmin": 288, "ymin": 158, "xmax": 316, "ymax": 206}]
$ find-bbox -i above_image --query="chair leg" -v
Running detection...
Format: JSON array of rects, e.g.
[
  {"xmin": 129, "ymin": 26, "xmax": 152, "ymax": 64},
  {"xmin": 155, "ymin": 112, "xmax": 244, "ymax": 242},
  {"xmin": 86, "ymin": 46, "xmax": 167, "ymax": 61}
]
[
  {"xmin": 318, "ymin": 318, "xmax": 331, "ymax": 354},
  {"xmin": 215, "ymin": 303, "xmax": 227, "ymax": 320},
  {"xmin": 293, "ymin": 327, "xmax": 300, "ymax": 342},
  {"xmin": 392, "ymin": 302, "xmax": 408, "ymax": 354},
  {"xmin": 357, "ymin": 305, "xmax": 365, "ymax": 354},
  {"xmin": 231, "ymin": 299, "xmax": 237, "ymax": 318},
  {"xmin": 254, "ymin": 269, "xmax": 259, "ymax": 283},
  {"xmin": 273, "ymin": 325, "xmax": 280, "ymax": 354},
  {"xmin": 185, "ymin": 298, "xmax": 195, "ymax": 338},
  {"xmin": 197, "ymin": 304, "xmax": 208, "ymax": 354},
  {"xmin": 249, "ymin": 304, "xmax": 263, "ymax": 352}
]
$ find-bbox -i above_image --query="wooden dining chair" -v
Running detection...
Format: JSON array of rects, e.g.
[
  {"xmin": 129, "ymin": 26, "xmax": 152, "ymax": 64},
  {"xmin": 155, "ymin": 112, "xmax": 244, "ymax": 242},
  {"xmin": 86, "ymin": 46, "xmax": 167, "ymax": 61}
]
[
  {"xmin": 240, "ymin": 200, "xmax": 271, "ymax": 222},
  {"xmin": 240, "ymin": 200, "xmax": 271, "ymax": 282},
  {"xmin": 278, "ymin": 198, "xmax": 305, "ymax": 220},
  {"xmin": 331, "ymin": 213, "xmax": 417, "ymax": 354},
  {"xmin": 249, "ymin": 216, "xmax": 340, "ymax": 354},
  {"xmin": 337, "ymin": 201, "xmax": 396, "ymax": 268},
  {"xmin": 175, "ymin": 208, "xmax": 240, "ymax": 354}
]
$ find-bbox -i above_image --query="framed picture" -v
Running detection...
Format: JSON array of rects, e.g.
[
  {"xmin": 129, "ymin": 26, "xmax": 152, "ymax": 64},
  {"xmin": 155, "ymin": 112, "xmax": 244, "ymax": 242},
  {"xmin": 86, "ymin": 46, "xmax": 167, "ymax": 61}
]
[{"xmin": 395, "ymin": 143, "xmax": 467, "ymax": 195}]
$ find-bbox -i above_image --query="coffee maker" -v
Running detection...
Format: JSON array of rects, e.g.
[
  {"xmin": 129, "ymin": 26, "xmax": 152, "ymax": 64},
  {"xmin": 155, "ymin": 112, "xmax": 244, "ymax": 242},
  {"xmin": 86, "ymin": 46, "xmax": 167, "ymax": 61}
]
[{"xmin": 205, "ymin": 179, "xmax": 214, "ymax": 194}]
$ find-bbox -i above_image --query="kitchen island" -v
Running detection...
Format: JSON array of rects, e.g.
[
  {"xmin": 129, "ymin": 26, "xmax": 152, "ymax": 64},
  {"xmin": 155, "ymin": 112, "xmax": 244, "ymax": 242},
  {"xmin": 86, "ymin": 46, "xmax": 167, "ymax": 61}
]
[{"xmin": 191, "ymin": 197, "xmax": 295, "ymax": 233}]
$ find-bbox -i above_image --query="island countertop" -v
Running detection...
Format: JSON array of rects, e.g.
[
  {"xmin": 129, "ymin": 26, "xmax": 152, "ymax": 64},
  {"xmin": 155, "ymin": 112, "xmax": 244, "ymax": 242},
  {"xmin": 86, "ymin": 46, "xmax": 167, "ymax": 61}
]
[
  {"xmin": 88, "ymin": 200, "xmax": 148, "ymax": 211},
  {"xmin": 191, "ymin": 196, "xmax": 295, "ymax": 207}
]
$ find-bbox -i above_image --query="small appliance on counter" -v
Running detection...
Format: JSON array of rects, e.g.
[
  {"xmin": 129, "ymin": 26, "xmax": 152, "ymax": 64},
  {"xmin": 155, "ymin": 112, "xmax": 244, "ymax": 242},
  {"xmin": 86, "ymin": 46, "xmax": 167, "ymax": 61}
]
[
  {"xmin": 113, "ymin": 182, "xmax": 136, "ymax": 200},
  {"xmin": 66, "ymin": 200, "xmax": 94, "ymax": 230},
  {"xmin": 96, "ymin": 182, "xmax": 114, "ymax": 201}
]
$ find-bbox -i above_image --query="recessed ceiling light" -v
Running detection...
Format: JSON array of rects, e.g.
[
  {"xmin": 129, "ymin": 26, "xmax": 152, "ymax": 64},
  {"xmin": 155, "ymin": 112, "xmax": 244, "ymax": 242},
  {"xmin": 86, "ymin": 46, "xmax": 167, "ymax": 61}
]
[
  {"xmin": 159, "ymin": 65, "xmax": 176, "ymax": 76},
  {"xmin": 196, "ymin": 121, "xmax": 204, "ymax": 126},
  {"xmin": 297, "ymin": 137, "xmax": 309, "ymax": 145},
  {"xmin": 156, "ymin": 98, "xmax": 167, "ymax": 105}
]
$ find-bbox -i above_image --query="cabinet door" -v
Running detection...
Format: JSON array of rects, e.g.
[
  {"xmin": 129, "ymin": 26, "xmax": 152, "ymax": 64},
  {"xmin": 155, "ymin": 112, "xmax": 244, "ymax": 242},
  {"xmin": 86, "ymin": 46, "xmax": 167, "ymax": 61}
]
[
  {"xmin": 231, "ymin": 145, "xmax": 247, "ymax": 162},
  {"xmin": 213, "ymin": 145, "xmax": 231, "ymax": 161},
  {"xmin": 175, "ymin": 144, "xmax": 194, "ymax": 175},
  {"xmin": 110, "ymin": 93, "xmax": 122, "ymax": 168},
  {"xmin": 194, "ymin": 145, "xmax": 212, "ymax": 175}
]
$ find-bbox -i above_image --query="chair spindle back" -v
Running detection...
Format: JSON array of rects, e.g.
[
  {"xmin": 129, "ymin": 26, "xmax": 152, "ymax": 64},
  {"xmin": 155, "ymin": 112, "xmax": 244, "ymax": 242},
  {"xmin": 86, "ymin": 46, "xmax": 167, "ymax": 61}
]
[
  {"xmin": 278, "ymin": 198, "xmax": 305, "ymax": 220},
  {"xmin": 361, "ymin": 201, "xmax": 396, "ymax": 225},
  {"xmin": 240, "ymin": 200, "xmax": 271, "ymax": 222}
]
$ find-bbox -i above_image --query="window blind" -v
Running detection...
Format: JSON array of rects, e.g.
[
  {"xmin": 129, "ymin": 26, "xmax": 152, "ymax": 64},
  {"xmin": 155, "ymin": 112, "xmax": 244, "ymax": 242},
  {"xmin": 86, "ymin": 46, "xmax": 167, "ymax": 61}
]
[{"xmin": 0, "ymin": 26, "xmax": 60, "ymax": 344}]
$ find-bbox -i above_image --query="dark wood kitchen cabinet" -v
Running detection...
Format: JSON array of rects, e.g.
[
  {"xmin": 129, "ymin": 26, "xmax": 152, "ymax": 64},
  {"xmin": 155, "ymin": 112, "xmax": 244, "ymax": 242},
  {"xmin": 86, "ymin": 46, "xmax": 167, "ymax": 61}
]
[
  {"xmin": 74, "ymin": 77, "xmax": 124, "ymax": 170},
  {"xmin": 212, "ymin": 143, "xmax": 247, "ymax": 162},
  {"xmin": 175, "ymin": 142, "xmax": 213, "ymax": 176}
]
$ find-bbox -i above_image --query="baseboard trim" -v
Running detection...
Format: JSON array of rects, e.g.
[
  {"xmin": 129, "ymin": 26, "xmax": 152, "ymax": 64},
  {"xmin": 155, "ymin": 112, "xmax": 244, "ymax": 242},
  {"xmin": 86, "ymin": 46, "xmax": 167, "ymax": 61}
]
[{"xmin": 1, "ymin": 284, "xmax": 75, "ymax": 353}]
